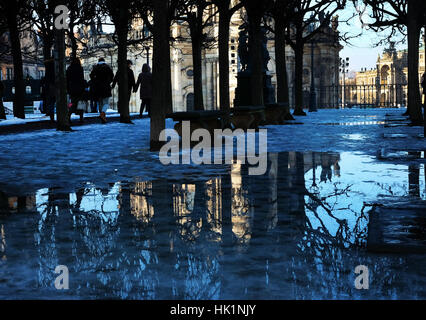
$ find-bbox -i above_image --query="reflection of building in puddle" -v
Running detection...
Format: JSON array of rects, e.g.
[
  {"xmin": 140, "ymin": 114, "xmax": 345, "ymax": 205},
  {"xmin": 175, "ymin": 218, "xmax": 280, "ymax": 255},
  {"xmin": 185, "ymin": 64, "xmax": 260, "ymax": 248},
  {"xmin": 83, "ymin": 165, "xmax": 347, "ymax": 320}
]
[
  {"xmin": 173, "ymin": 184, "xmax": 202, "ymax": 241},
  {"xmin": 205, "ymin": 178, "xmax": 222, "ymax": 241},
  {"xmin": 130, "ymin": 181, "xmax": 154, "ymax": 223},
  {"xmin": 1, "ymin": 195, "xmax": 36, "ymax": 212},
  {"xmin": 1, "ymin": 224, "xmax": 6, "ymax": 261},
  {"xmin": 231, "ymin": 162, "xmax": 253, "ymax": 245}
]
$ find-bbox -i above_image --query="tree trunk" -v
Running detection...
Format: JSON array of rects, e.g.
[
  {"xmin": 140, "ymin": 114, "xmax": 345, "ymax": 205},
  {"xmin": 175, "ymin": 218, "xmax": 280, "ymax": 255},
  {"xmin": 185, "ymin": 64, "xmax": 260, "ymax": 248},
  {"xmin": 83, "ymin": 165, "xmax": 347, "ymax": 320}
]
[
  {"xmin": 191, "ymin": 30, "xmax": 204, "ymax": 110},
  {"xmin": 293, "ymin": 32, "xmax": 306, "ymax": 116},
  {"xmin": 7, "ymin": 13, "xmax": 25, "ymax": 119},
  {"xmin": 116, "ymin": 4, "xmax": 131, "ymax": 123},
  {"xmin": 424, "ymin": 24, "xmax": 426, "ymax": 137},
  {"xmin": 150, "ymin": 0, "xmax": 169, "ymax": 151},
  {"xmin": 274, "ymin": 19, "xmax": 289, "ymax": 105},
  {"xmin": 42, "ymin": 36, "xmax": 54, "ymax": 62},
  {"xmin": 248, "ymin": 12, "xmax": 263, "ymax": 106},
  {"xmin": 69, "ymin": 24, "xmax": 78, "ymax": 60},
  {"xmin": 42, "ymin": 35, "xmax": 54, "ymax": 115},
  {"xmin": 218, "ymin": 6, "xmax": 231, "ymax": 124},
  {"xmin": 165, "ymin": 40, "xmax": 173, "ymax": 115},
  {"xmin": 0, "ymin": 100, "xmax": 6, "ymax": 120},
  {"xmin": 54, "ymin": 29, "xmax": 71, "ymax": 131},
  {"xmin": 407, "ymin": 2, "xmax": 423, "ymax": 124}
]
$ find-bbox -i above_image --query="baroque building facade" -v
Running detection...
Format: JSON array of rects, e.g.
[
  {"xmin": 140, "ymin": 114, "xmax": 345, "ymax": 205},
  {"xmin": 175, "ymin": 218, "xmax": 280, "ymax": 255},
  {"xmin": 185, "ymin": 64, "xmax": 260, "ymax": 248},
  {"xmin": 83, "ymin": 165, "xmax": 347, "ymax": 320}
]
[
  {"xmin": 348, "ymin": 42, "xmax": 425, "ymax": 107},
  {"xmin": 80, "ymin": 8, "xmax": 342, "ymax": 113}
]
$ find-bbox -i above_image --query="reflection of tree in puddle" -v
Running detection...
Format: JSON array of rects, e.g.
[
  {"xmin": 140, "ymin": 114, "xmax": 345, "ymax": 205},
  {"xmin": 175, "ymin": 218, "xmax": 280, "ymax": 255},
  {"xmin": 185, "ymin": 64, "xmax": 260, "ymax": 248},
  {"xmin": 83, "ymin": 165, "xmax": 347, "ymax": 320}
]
[
  {"xmin": 173, "ymin": 184, "xmax": 202, "ymax": 241},
  {"xmin": 301, "ymin": 151, "xmax": 369, "ymax": 248},
  {"xmin": 288, "ymin": 152, "xmax": 417, "ymax": 298},
  {"xmin": 172, "ymin": 252, "xmax": 221, "ymax": 299},
  {"xmin": 1, "ymin": 224, "xmax": 6, "ymax": 261},
  {"xmin": 35, "ymin": 189, "xmax": 72, "ymax": 287},
  {"xmin": 70, "ymin": 184, "xmax": 121, "ymax": 273},
  {"xmin": 2, "ymin": 149, "xmax": 424, "ymax": 298},
  {"xmin": 205, "ymin": 178, "xmax": 222, "ymax": 242}
]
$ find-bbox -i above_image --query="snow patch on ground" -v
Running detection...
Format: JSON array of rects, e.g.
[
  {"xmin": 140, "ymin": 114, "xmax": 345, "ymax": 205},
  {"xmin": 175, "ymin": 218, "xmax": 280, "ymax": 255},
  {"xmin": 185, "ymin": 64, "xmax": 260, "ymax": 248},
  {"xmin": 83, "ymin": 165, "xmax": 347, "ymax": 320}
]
[{"xmin": 0, "ymin": 108, "xmax": 424, "ymax": 194}]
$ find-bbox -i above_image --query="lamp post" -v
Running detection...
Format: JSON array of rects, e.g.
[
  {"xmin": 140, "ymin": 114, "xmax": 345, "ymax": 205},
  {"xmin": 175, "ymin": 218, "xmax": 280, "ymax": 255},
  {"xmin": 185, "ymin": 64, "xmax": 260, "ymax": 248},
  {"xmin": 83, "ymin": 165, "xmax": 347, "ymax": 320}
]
[
  {"xmin": 308, "ymin": 18, "xmax": 317, "ymax": 112},
  {"xmin": 143, "ymin": 24, "xmax": 151, "ymax": 67},
  {"xmin": 339, "ymin": 57, "xmax": 349, "ymax": 108}
]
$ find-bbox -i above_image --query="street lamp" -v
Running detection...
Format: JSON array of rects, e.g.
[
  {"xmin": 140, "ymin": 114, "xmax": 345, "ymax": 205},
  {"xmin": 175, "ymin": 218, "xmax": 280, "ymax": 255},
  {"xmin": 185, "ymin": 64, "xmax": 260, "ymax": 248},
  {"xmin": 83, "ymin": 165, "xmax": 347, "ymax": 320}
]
[
  {"xmin": 143, "ymin": 24, "xmax": 151, "ymax": 67},
  {"xmin": 339, "ymin": 57, "xmax": 349, "ymax": 108},
  {"xmin": 308, "ymin": 17, "xmax": 318, "ymax": 112}
]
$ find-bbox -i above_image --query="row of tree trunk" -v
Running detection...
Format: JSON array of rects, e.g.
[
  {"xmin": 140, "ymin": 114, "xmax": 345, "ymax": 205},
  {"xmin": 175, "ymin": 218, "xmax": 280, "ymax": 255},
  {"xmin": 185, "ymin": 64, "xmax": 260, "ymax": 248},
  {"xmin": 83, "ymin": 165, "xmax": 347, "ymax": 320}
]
[
  {"xmin": 3, "ymin": 1, "xmax": 424, "ymax": 144},
  {"xmin": 406, "ymin": 0, "xmax": 424, "ymax": 124}
]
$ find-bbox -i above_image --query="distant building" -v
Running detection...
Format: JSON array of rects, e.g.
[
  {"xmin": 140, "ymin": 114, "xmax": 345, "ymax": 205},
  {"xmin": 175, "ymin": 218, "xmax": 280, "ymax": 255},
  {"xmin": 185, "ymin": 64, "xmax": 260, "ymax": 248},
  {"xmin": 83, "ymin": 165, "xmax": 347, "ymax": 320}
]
[
  {"xmin": 346, "ymin": 42, "xmax": 425, "ymax": 107},
  {"xmin": 0, "ymin": 28, "xmax": 45, "ymax": 105},
  {"xmin": 0, "ymin": 29, "xmax": 45, "ymax": 81}
]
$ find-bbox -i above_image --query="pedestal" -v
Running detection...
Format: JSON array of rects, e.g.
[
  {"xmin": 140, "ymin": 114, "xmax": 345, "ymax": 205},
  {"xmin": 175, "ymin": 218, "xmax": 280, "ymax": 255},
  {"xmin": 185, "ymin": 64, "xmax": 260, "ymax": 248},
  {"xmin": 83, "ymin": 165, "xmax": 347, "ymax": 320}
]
[{"xmin": 234, "ymin": 72, "xmax": 276, "ymax": 106}]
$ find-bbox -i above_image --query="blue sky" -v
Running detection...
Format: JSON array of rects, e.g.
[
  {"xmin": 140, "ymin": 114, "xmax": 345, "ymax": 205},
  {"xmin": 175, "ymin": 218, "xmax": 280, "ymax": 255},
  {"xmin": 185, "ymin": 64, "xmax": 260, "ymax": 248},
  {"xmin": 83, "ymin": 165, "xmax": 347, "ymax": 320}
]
[{"xmin": 337, "ymin": 2, "xmax": 407, "ymax": 72}]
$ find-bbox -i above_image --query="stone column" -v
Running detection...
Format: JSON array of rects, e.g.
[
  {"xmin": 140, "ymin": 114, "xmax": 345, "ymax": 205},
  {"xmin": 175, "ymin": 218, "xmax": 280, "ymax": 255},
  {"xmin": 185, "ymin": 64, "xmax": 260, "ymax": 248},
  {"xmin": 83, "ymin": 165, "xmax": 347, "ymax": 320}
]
[
  {"xmin": 205, "ymin": 58, "xmax": 212, "ymax": 110},
  {"xmin": 172, "ymin": 49, "xmax": 183, "ymax": 112},
  {"xmin": 202, "ymin": 56, "xmax": 208, "ymax": 109},
  {"xmin": 209, "ymin": 58, "xmax": 217, "ymax": 110}
]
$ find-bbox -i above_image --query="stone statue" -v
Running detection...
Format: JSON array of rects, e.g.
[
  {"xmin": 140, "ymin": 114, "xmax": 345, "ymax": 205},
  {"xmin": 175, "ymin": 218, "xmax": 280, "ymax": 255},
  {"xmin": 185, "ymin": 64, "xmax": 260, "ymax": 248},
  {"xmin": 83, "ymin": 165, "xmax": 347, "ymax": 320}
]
[
  {"xmin": 331, "ymin": 15, "xmax": 339, "ymax": 31},
  {"xmin": 237, "ymin": 25, "xmax": 270, "ymax": 73},
  {"xmin": 238, "ymin": 26, "xmax": 249, "ymax": 72}
]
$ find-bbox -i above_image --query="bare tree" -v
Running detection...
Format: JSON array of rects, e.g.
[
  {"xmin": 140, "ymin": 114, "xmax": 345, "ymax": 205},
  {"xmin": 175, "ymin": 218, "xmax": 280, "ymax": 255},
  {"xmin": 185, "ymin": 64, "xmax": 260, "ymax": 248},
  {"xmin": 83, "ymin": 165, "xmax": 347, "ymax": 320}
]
[
  {"xmin": 357, "ymin": 0, "xmax": 424, "ymax": 124},
  {"xmin": 150, "ymin": 0, "xmax": 170, "ymax": 151},
  {"xmin": 54, "ymin": 27, "xmax": 71, "ymax": 131},
  {"xmin": 211, "ymin": 0, "xmax": 243, "ymax": 123},
  {"xmin": 0, "ymin": 0, "xmax": 28, "ymax": 119},
  {"xmin": 99, "ymin": 0, "xmax": 137, "ymax": 124},
  {"xmin": 27, "ymin": 0, "xmax": 59, "ymax": 121},
  {"xmin": 65, "ymin": 0, "xmax": 98, "ymax": 59},
  {"xmin": 266, "ymin": 0, "xmax": 296, "ymax": 107},
  {"xmin": 285, "ymin": 0, "xmax": 346, "ymax": 116},
  {"xmin": 241, "ymin": 0, "xmax": 272, "ymax": 106},
  {"xmin": 0, "ymin": 19, "xmax": 7, "ymax": 120},
  {"xmin": 175, "ymin": 0, "xmax": 218, "ymax": 111}
]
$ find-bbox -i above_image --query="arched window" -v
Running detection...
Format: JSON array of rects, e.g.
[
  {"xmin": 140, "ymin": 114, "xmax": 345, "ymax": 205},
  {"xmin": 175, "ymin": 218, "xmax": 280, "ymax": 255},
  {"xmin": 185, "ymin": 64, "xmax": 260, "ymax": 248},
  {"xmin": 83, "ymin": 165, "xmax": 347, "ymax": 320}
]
[
  {"xmin": 186, "ymin": 93, "xmax": 194, "ymax": 111},
  {"xmin": 380, "ymin": 65, "xmax": 390, "ymax": 85}
]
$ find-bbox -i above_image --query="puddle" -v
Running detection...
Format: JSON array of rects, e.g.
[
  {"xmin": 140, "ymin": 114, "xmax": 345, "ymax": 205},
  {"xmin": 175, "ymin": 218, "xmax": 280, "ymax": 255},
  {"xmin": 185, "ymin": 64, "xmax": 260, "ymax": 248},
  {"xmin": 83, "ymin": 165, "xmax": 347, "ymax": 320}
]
[
  {"xmin": 0, "ymin": 151, "xmax": 425, "ymax": 299},
  {"xmin": 377, "ymin": 150, "xmax": 426, "ymax": 161},
  {"xmin": 322, "ymin": 121, "xmax": 388, "ymax": 126},
  {"xmin": 342, "ymin": 134, "xmax": 368, "ymax": 141}
]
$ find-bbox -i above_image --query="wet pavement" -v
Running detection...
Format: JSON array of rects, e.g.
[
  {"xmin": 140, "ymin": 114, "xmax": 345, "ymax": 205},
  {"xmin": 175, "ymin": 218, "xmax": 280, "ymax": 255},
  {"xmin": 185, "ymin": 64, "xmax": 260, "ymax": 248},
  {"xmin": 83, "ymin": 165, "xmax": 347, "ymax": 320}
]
[{"xmin": 1, "ymin": 150, "xmax": 425, "ymax": 299}]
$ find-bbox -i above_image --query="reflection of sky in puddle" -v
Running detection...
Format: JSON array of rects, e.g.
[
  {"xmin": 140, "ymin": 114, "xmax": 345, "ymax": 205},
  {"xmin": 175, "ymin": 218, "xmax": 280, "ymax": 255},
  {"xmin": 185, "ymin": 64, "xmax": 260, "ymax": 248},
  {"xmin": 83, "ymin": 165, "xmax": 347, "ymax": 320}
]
[
  {"xmin": 303, "ymin": 152, "xmax": 425, "ymax": 248},
  {"xmin": 342, "ymin": 134, "xmax": 368, "ymax": 141},
  {"xmin": 1, "ymin": 151, "xmax": 426, "ymax": 299},
  {"xmin": 323, "ymin": 121, "xmax": 388, "ymax": 126}
]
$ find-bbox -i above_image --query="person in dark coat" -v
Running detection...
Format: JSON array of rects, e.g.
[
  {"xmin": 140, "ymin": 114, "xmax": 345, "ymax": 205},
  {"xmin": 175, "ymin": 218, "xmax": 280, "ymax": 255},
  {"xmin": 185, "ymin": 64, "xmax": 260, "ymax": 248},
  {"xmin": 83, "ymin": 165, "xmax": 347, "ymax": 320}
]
[
  {"xmin": 40, "ymin": 76, "xmax": 46, "ymax": 114},
  {"xmin": 88, "ymin": 73, "xmax": 98, "ymax": 113},
  {"xmin": 66, "ymin": 57, "xmax": 86, "ymax": 123},
  {"xmin": 112, "ymin": 60, "xmax": 136, "ymax": 103},
  {"xmin": 134, "ymin": 63, "xmax": 152, "ymax": 118},
  {"xmin": 0, "ymin": 80, "xmax": 6, "ymax": 120},
  {"xmin": 90, "ymin": 57, "xmax": 114, "ymax": 123}
]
